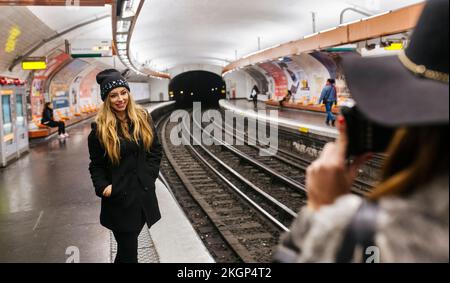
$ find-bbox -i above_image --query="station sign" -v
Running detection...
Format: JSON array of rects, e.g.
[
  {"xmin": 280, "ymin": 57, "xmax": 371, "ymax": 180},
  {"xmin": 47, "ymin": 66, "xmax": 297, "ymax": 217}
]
[
  {"xmin": 21, "ymin": 57, "xmax": 47, "ymax": 70},
  {"xmin": 70, "ymin": 39, "xmax": 112, "ymax": 58}
]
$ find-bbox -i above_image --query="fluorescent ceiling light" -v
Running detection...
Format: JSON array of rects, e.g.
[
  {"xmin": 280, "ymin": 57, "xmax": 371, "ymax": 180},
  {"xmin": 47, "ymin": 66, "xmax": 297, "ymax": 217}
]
[
  {"xmin": 242, "ymin": 44, "xmax": 281, "ymax": 59},
  {"xmin": 321, "ymin": 27, "xmax": 337, "ymax": 33},
  {"xmin": 117, "ymin": 20, "xmax": 131, "ymax": 33},
  {"xmin": 122, "ymin": 0, "xmax": 141, "ymax": 18},
  {"xmin": 116, "ymin": 34, "xmax": 128, "ymax": 43},
  {"xmin": 363, "ymin": 11, "xmax": 390, "ymax": 21},
  {"xmin": 304, "ymin": 32, "xmax": 319, "ymax": 39},
  {"xmin": 117, "ymin": 43, "xmax": 127, "ymax": 50}
]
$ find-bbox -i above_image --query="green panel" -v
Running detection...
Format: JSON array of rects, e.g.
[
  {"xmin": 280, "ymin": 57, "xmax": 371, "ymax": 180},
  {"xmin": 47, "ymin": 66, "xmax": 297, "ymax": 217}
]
[
  {"xmin": 324, "ymin": 48, "xmax": 357, "ymax": 52},
  {"xmin": 71, "ymin": 53, "xmax": 103, "ymax": 58}
]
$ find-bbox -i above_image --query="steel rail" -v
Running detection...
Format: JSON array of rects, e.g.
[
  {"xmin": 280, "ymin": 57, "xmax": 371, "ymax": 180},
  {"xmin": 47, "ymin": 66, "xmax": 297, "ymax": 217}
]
[{"xmin": 182, "ymin": 113, "xmax": 292, "ymax": 231}]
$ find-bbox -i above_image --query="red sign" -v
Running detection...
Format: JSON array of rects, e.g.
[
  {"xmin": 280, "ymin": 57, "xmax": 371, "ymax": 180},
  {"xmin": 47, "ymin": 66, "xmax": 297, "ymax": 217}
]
[{"xmin": 258, "ymin": 62, "xmax": 288, "ymax": 98}]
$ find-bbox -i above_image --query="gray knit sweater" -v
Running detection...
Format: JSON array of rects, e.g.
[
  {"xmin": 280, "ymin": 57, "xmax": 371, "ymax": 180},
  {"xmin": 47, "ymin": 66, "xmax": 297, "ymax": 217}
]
[{"xmin": 282, "ymin": 174, "xmax": 449, "ymax": 263}]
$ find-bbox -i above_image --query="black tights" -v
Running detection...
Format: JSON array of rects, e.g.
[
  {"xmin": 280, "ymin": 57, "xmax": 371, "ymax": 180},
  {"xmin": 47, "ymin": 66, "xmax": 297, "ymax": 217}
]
[
  {"xmin": 113, "ymin": 230, "xmax": 141, "ymax": 263},
  {"xmin": 46, "ymin": 120, "xmax": 65, "ymax": 135},
  {"xmin": 112, "ymin": 211, "xmax": 146, "ymax": 263}
]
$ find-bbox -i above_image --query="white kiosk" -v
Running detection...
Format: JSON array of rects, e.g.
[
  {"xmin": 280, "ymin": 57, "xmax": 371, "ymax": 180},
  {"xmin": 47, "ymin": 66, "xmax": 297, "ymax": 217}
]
[{"xmin": 0, "ymin": 79, "xmax": 29, "ymax": 167}]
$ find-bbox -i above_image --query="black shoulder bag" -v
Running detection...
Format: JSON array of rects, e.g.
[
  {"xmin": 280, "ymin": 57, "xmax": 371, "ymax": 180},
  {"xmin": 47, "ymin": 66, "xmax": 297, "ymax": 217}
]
[{"xmin": 335, "ymin": 200, "xmax": 380, "ymax": 263}]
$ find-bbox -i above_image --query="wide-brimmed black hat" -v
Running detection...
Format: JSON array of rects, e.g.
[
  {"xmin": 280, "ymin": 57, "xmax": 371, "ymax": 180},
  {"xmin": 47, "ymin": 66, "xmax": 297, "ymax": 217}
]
[{"xmin": 341, "ymin": 0, "xmax": 449, "ymax": 127}]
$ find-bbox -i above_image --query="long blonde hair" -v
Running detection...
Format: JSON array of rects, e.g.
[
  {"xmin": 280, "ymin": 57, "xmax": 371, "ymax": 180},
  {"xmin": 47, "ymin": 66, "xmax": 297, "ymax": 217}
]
[
  {"xmin": 368, "ymin": 125, "xmax": 448, "ymax": 200},
  {"xmin": 95, "ymin": 92, "xmax": 154, "ymax": 164}
]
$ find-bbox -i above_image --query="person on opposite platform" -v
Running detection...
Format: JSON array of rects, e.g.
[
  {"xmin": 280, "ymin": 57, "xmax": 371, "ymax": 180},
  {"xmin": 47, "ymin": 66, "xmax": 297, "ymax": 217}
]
[
  {"xmin": 251, "ymin": 85, "xmax": 259, "ymax": 109},
  {"xmin": 318, "ymin": 79, "xmax": 338, "ymax": 127},
  {"xmin": 41, "ymin": 102, "xmax": 68, "ymax": 139}
]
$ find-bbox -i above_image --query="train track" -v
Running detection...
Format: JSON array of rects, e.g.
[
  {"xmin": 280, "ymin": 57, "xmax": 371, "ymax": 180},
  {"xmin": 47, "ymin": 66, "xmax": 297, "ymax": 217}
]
[
  {"xmin": 159, "ymin": 112, "xmax": 304, "ymax": 263},
  {"xmin": 202, "ymin": 109, "xmax": 375, "ymax": 195},
  {"xmin": 278, "ymin": 125, "xmax": 386, "ymax": 175},
  {"xmin": 217, "ymin": 108, "xmax": 385, "ymax": 178},
  {"xmin": 157, "ymin": 107, "xmax": 384, "ymax": 262}
]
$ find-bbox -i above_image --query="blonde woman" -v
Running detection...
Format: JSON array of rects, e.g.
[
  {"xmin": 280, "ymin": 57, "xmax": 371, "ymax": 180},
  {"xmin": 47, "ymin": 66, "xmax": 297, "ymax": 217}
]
[{"xmin": 88, "ymin": 69, "xmax": 162, "ymax": 263}]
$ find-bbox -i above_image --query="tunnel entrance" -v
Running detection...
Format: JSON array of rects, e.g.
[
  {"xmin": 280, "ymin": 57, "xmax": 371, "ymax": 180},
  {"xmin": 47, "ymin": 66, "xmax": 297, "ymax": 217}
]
[{"xmin": 169, "ymin": 71, "xmax": 226, "ymax": 108}]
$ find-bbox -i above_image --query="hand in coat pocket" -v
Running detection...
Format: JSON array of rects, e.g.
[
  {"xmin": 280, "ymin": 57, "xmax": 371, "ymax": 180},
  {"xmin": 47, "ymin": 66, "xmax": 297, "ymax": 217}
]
[{"xmin": 102, "ymin": 185, "xmax": 112, "ymax": 197}]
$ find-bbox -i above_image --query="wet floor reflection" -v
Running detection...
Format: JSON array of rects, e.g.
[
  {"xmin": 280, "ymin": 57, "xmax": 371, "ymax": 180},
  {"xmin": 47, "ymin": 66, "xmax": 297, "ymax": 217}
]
[{"xmin": 0, "ymin": 119, "xmax": 110, "ymax": 262}]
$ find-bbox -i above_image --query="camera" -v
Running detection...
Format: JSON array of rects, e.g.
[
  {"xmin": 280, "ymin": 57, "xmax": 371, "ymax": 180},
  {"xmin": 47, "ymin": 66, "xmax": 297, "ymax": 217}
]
[{"xmin": 340, "ymin": 106, "xmax": 395, "ymax": 157}]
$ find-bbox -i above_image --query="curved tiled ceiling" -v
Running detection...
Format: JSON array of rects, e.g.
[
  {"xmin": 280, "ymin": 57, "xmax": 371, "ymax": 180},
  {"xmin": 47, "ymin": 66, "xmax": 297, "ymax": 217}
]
[
  {"xmin": 27, "ymin": 6, "xmax": 109, "ymax": 32},
  {"xmin": 0, "ymin": 7, "xmax": 55, "ymax": 73},
  {"xmin": 1, "ymin": 0, "xmax": 424, "ymax": 76},
  {"xmin": 131, "ymin": 0, "xmax": 424, "ymax": 72},
  {"xmin": 0, "ymin": 5, "xmax": 125, "ymax": 73},
  {"xmin": 27, "ymin": 5, "xmax": 124, "ymax": 70}
]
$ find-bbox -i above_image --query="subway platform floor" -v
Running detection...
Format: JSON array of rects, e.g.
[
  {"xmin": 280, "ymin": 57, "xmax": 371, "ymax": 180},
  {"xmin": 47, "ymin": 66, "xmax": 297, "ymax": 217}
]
[
  {"xmin": 0, "ymin": 119, "xmax": 110, "ymax": 262},
  {"xmin": 0, "ymin": 110, "xmax": 213, "ymax": 263},
  {"xmin": 220, "ymin": 99, "xmax": 338, "ymax": 138}
]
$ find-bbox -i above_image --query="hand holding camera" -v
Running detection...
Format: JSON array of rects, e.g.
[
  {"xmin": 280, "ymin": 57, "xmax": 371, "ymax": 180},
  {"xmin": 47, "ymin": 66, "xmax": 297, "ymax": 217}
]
[
  {"xmin": 340, "ymin": 106, "xmax": 395, "ymax": 157},
  {"xmin": 306, "ymin": 117, "xmax": 372, "ymax": 211},
  {"xmin": 306, "ymin": 105, "xmax": 395, "ymax": 210}
]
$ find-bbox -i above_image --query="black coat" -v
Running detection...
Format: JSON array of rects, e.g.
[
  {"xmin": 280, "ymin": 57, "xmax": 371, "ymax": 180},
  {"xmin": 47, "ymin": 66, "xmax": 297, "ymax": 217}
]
[
  {"xmin": 88, "ymin": 113, "xmax": 162, "ymax": 232},
  {"xmin": 41, "ymin": 107, "xmax": 54, "ymax": 124}
]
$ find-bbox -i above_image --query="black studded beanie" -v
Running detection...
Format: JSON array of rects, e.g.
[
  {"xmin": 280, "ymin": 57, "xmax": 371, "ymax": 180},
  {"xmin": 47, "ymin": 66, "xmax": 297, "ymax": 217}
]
[{"xmin": 96, "ymin": 69, "xmax": 130, "ymax": 101}]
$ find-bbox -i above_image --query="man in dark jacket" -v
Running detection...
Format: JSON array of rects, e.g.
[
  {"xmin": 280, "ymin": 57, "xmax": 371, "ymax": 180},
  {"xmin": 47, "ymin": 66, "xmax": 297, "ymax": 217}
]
[
  {"xmin": 251, "ymin": 85, "xmax": 259, "ymax": 108},
  {"xmin": 318, "ymin": 79, "xmax": 337, "ymax": 126}
]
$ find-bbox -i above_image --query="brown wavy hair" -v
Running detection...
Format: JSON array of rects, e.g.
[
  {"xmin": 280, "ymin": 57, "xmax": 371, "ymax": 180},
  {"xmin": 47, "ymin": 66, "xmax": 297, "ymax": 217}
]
[
  {"xmin": 95, "ymin": 91, "xmax": 154, "ymax": 164},
  {"xmin": 369, "ymin": 125, "xmax": 448, "ymax": 200}
]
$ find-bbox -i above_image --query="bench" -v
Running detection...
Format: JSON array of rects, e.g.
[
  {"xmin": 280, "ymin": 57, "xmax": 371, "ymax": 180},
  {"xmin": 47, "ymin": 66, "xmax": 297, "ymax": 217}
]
[
  {"xmin": 266, "ymin": 100, "xmax": 340, "ymax": 114},
  {"xmin": 28, "ymin": 112, "xmax": 97, "ymax": 139}
]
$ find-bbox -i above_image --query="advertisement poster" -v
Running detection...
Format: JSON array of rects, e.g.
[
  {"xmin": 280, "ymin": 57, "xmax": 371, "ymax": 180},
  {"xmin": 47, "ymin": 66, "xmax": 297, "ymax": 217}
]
[
  {"xmin": 310, "ymin": 51, "xmax": 352, "ymax": 104},
  {"xmin": 69, "ymin": 65, "xmax": 98, "ymax": 114},
  {"xmin": 70, "ymin": 75, "xmax": 82, "ymax": 108},
  {"xmin": 49, "ymin": 59, "xmax": 89, "ymax": 114},
  {"xmin": 310, "ymin": 52, "xmax": 338, "ymax": 79},
  {"xmin": 289, "ymin": 53, "xmax": 331, "ymax": 104},
  {"xmin": 244, "ymin": 67, "xmax": 269, "ymax": 96},
  {"xmin": 30, "ymin": 51, "xmax": 71, "ymax": 118},
  {"xmin": 79, "ymin": 68, "xmax": 102, "ymax": 107},
  {"xmin": 275, "ymin": 57, "xmax": 307, "ymax": 103},
  {"xmin": 258, "ymin": 62, "xmax": 288, "ymax": 98}
]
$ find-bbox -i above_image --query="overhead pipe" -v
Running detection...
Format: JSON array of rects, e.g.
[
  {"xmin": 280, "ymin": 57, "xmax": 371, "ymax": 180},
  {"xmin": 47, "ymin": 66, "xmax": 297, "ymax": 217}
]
[
  {"xmin": 339, "ymin": 7, "xmax": 373, "ymax": 25},
  {"xmin": 311, "ymin": 12, "xmax": 317, "ymax": 33},
  {"xmin": 8, "ymin": 14, "xmax": 110, "ymax": 71},
  {"xmin": 222, "ymin": 2, "xmax": 424, "ymax": 75}
]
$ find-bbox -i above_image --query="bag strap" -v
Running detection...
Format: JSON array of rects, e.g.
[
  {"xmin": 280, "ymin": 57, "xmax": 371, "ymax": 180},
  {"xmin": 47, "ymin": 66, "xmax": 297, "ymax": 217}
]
[
  {"xmin": 324, "ymin": 86, "xmax": 333, "ymax": 101},
  {"xmin": 332, "ymin": 86, "xmax": 338, "ymax": 100},
  {"xmin": 335, "ymin": 200, "xmax": 379, "ymax": 263}
]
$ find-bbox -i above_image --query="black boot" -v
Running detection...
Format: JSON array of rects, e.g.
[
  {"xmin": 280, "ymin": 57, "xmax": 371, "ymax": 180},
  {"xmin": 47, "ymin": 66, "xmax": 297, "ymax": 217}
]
[
  {"xmin": 325, "ymin": 121, "xmax": 330, "ymax": 126},
  {"xmin": 331, "ymin": 120, "xmax": 336, "ymax": 127}
]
